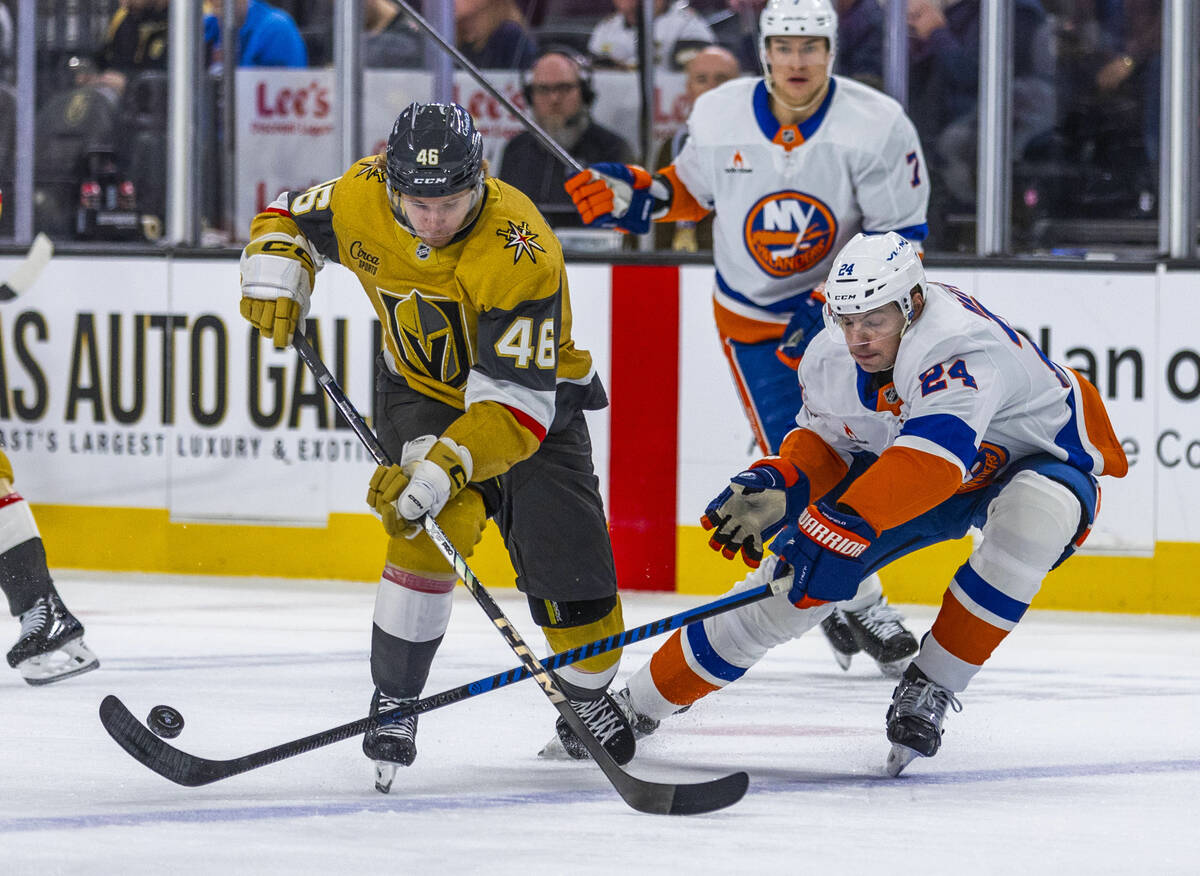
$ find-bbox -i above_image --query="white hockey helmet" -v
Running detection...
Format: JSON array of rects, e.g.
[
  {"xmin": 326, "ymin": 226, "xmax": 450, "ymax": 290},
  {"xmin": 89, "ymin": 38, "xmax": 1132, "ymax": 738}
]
[
  {"xmin": 759, "ymin": 0, "xmax": 838, "ymax": 74},
  {"xmin": 822, "ymin": 232, "xmax": 925, "ymax": 340}
]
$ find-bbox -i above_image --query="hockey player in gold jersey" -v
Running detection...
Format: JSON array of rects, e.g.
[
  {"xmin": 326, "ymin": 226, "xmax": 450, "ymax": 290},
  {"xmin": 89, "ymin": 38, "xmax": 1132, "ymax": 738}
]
[{"xmin": 238, "ymin": 102, "xmax": 634, "ymax": 791}]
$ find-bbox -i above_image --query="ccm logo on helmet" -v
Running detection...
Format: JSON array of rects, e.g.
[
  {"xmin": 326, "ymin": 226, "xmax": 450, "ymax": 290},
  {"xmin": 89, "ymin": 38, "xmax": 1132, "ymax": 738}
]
[{"xmin": 413, "ymin": 177, "xmax": 449, "ymax": 184}]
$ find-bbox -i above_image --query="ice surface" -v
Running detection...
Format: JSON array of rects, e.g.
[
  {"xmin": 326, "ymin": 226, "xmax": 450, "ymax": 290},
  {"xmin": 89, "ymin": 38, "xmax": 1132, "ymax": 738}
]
[{"xmin": 3, "ymin": 571, "xmax": 1197, "ymax": 874}]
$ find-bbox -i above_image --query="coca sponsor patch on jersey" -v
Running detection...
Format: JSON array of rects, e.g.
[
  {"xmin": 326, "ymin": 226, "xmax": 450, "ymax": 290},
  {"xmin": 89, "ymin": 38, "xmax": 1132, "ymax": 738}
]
[{"xmin": 742, "ymin": 190, "xmax": 837, "ymax": 278}]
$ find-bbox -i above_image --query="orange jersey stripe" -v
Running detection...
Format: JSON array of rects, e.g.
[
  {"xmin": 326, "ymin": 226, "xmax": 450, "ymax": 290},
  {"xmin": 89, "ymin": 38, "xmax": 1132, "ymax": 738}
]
[
  {"xmin": 656, "ymin": 165, "xmax": 712, "ymax": 224},
  {"xmin": 714, "ymin": 298, "xmax": 788, "ymax": 344},
  {"xmin": 838, "ymin": 446, "xmax": 962, "ymax": 534},
  {"xmin": 929, "ymin": 589, "xmax": 1009, "ymax": 666},
  {"xmin": 1068, "ymin": 368, "xmax": 1129, "ymax": 478},
  {"xmin": 777, "ymin": 428, "xmax": 850, "ymax": 502},
  {"xmin": 648, "ymin": 630, "xmax": 721, "ymax": 708}
]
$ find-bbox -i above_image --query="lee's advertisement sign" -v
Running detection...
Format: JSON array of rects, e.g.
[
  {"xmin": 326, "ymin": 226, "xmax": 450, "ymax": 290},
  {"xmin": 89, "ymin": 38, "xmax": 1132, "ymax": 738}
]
[{"xmin": 236, "ymin": 68, "xmax": 691, "ymax": 233}]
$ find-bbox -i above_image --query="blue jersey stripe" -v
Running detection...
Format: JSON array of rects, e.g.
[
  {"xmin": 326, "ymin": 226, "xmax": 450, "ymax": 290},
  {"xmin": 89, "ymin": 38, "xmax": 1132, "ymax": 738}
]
[
  {"xmin": 955, "ymin": 562, "xmax": 1029, "ymax": 623},
  {"xmin": 715, "ymin": 270, "xmax": 815, "ymax": 314},
  {"xmin": 684, "ymin": 620, "xmax": 748, "ymax": 683},
  {"xmin": 900, "ymin": 413, "xmax": 979, "ymax": 471},
  {"xmin": 752, "ymin": 78, "xmax": 838, "ymax": 142},
  {"xmin": 1052, "ymin": 387, "xmax": 1096, "ymax": 473}
]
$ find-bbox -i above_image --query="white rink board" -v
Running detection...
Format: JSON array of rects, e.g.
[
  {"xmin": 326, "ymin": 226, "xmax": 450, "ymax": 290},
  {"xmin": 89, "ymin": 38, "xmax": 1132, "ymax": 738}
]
[{"xmin": 0, "ymin": 252, "xmax": 1194, "ymax": 554}]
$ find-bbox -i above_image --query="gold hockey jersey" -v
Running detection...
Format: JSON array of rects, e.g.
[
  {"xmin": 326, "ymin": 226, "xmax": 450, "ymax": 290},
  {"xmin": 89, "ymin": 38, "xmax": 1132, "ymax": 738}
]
[{"xmin": 249, "ymin": 158, "xmax": 605, "ymax": 471}]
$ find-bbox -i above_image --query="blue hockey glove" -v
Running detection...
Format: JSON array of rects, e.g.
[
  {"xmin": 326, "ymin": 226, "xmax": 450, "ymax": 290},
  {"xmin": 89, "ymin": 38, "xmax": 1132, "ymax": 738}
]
[
  {"xmin": 702, "ymin": 457, "xmax": 810, "ymax": 568},
  {"xmin": 565, "ymin": 163, "xmax": 656, "ymax": 234},
  {"xmin": 769, "ymin": 500, "xmax": 875, "ymax": 604},
  {"xmin": 776, "ymin": 291, "xmax": 827, "ymax": 370}
]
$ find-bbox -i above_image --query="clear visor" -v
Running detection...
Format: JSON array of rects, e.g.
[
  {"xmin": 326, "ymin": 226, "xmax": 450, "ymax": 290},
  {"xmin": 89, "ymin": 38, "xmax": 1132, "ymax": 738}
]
[
  {"xmin": 822, "ymin": 300, "xmax": 910, "ymax": 348},
  {"xmin": 387, "ymin": 181, "xmax": 483, "ymax": 244}
]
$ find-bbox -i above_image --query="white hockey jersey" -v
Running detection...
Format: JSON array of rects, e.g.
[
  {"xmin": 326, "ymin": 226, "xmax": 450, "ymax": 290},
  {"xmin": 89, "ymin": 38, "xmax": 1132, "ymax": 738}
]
[
  {"xmin": 588, "ymin": 1, "xmax": 715, "ymax": 69},
  {"xmin": 672, "ymin": 76, "xmax": 929, "ymax": 326},
  {"xmin": 795, "ymin": 282, "xmax": 1126, "ymax": 492}
]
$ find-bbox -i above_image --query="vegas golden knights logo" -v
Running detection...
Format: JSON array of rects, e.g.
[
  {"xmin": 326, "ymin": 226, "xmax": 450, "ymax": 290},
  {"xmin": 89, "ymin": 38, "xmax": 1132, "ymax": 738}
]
[{"xmin": 379, "ymin": 287, "xmax": 472, "ymax": 387}]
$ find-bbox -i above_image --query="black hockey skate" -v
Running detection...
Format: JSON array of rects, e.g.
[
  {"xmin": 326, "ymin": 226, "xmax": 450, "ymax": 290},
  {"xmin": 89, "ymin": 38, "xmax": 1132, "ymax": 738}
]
[
  {"xmin": 546, "ymin": 691, "xmax": 636, "ymax": 765},
  {"xmin": 819, "ymin": 609, "xmax": 860, "ymax": 671},
  {"xmin": 6, "ymin": 593, "xmax": 99, "ymax": 685},
  {"xmin": 885, "ymin": 664, "xmax": 962, "ymax": 777},
  {"xmin": 362, "ymin": 688, "xmax": 418, "ymax": 793},
  {"xmin": 843, "ymin": 595, "xmax": 918, "ymax": 678}
]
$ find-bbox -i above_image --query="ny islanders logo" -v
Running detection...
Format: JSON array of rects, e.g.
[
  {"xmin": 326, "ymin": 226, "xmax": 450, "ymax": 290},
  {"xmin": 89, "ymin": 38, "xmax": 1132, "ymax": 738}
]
[
  {"xmin": 378, "ymin": 287, "xmax": 471, "ymax": 387},
  {"xmin": 958, "ymin": 442, "xmax": 1010, "ymax": 493},
  {"xmin": 743, "ymin": 191, "xmax": 837, "ymax": 278}
]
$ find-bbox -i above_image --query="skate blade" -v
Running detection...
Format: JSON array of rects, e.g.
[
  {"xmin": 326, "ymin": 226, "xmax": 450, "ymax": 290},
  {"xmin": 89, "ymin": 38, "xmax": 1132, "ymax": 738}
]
[
  {"xmin": 876, "ymin": 656, "xmax": 912, "ymax": 679},
  {"xmin": 830, "ymin": 650, "xmax": 853, "ymax": 672},
  {"xmin": 885, "ymin": 743, "xmax": 919, "ymax": 777},
  {"xmin": 537, "ymin": 733, "xmax": 578, "ymax": 761},
  {"xmin": 19, "ymin": 640, "xmax": 100, "ymax": 686},
  {"xmin": 374, "ymin": 762, "xmax": 398, "ymax": 794}
]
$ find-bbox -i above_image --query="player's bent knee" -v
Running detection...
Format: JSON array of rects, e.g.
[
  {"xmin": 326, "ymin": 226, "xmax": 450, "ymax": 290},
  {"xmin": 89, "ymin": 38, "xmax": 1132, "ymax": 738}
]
[
  {"xmin": 533, "ymin": 594, "xmax": 624, "ymax": 675},
  {"xmin": 385, "ymin": 487, "xmax": 486, "ymax": 575},
  {"xmin": 701, "ymin": 559, "xmax": 830, "ymax": 661},
  {"xmin": 974, "ymin": 471, "xmax": 1083, "ymax": 599}
]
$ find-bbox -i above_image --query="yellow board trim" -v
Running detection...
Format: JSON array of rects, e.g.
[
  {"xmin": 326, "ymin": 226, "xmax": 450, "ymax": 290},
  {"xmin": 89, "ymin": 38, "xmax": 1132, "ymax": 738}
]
[
  {"xmin": 677, "ymin": 526, "xmax": 1200, "ymax": 616},
  {"xmin": 32, "ymin": 504, "xmax": 519, "ymax": 587}
]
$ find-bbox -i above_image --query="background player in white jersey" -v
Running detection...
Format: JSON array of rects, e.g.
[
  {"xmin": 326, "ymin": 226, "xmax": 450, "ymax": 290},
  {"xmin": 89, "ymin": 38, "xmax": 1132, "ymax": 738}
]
[
  {"xmin": 566, "ymin": 0, "xmax": 929, "ymax": 675},
  {"xmin": 0, "ymin": 191, "xmax": 100, "ymax": 686},
  {"xmin": 611, "ymin": 232, "xmax": 1128, "ymax": 774}
]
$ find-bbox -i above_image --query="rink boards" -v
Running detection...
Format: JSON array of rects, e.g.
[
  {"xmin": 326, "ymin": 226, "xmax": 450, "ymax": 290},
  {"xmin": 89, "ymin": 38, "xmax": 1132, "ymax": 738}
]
[{"xmin": 0, "ymin": 252, "xmax": 1195, "ymax": 613}]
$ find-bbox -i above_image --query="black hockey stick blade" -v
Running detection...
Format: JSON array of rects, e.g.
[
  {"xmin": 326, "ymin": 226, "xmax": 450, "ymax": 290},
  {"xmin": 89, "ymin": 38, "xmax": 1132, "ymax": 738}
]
[
  {"xmin": 603, "ymin": 756, "xmax": 748, "ymax": 816},
  {"xmin": 99, "ymin": 694, "xmax": 375, "ymax": 787}
]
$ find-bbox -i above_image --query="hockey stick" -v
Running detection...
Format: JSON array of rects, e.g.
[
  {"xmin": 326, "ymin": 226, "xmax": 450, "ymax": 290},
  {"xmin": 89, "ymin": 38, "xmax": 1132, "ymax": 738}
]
[
  {"xmin": 98, "ymin": 575, "xmax": 782, "ymax": 789},
  {"xmin": 393, "ymin": 0, "xmax": 583, "ymax": 175},
  {"xmin": 293, "ymin": 330, "xmax": 746, "ymax": 814},
  {"xmin": 0, "ymin": 233, "xmax": 54, "ymax": 301}
]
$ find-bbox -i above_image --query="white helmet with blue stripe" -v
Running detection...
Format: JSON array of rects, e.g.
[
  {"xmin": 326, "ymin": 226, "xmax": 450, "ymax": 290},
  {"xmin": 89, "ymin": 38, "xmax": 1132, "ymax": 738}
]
[
  {"xmin": 823, "ymin": 232, "xmax": 925, "ymax": 339},
  {"xmin": 758, "ymin": 0, "xmax": 838, "ymax": 75}
]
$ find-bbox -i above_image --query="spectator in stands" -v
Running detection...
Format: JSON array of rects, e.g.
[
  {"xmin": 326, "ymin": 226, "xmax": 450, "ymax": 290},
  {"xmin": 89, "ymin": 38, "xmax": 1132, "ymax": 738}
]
[
  {"xmin": 906, "ymin": 0, "xmax": 1054, "ymax": 245},
  {"xmin": 455, "ymin": 0, "xmax": 538, "ymax": 70},
  {"xmin": 0, "ymin": 1, "xmax": 13, "ymax": 84},
  {"xmin": 498, "ymin": 47, "xmax": 634, "ymax": 229},
  {"xmin": 836, "ymin": 0, "xmax": 884, "ymax": 88},
  {"xmin": 363, "ymin": 0, "xmax": 423, "ymax": 68},
  {"xmin": 205, "ymin": 0, "xmax": 308, "ymax": 68},
  {"xmin": 712, "ymin": 0, "xmax": 882, "ymax": 85},
  {"xmin": 1091, "ymin": 0, "xmax": 1161, "ymax": 177},
  {"xmin": 654, "ymin": 44, "xmax": 741, "ymax": 251},
  {"xmin": 589, "ymin": 0, "xmax": 716, "ymax": 71},
  {"xmin": 71, "ymin": 0, "xmax": 169, "ymax": 98}
]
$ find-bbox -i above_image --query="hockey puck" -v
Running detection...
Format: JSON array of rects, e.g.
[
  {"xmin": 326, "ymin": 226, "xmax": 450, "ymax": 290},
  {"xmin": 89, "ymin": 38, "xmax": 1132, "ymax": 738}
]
[{"xmin": 146, "ymin": 704, "xmax": 185, "ymax": 739}]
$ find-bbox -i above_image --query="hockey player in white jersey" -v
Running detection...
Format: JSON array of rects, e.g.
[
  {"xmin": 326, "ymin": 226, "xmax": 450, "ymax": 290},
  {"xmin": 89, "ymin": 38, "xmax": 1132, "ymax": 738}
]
[
  {"xmin": 610, "ymin": 231, "xmax": 1128, "ymax": 774},
  {"xmin": 567, "ymin": 0, "xmax": 928, "ymax": 674}
]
